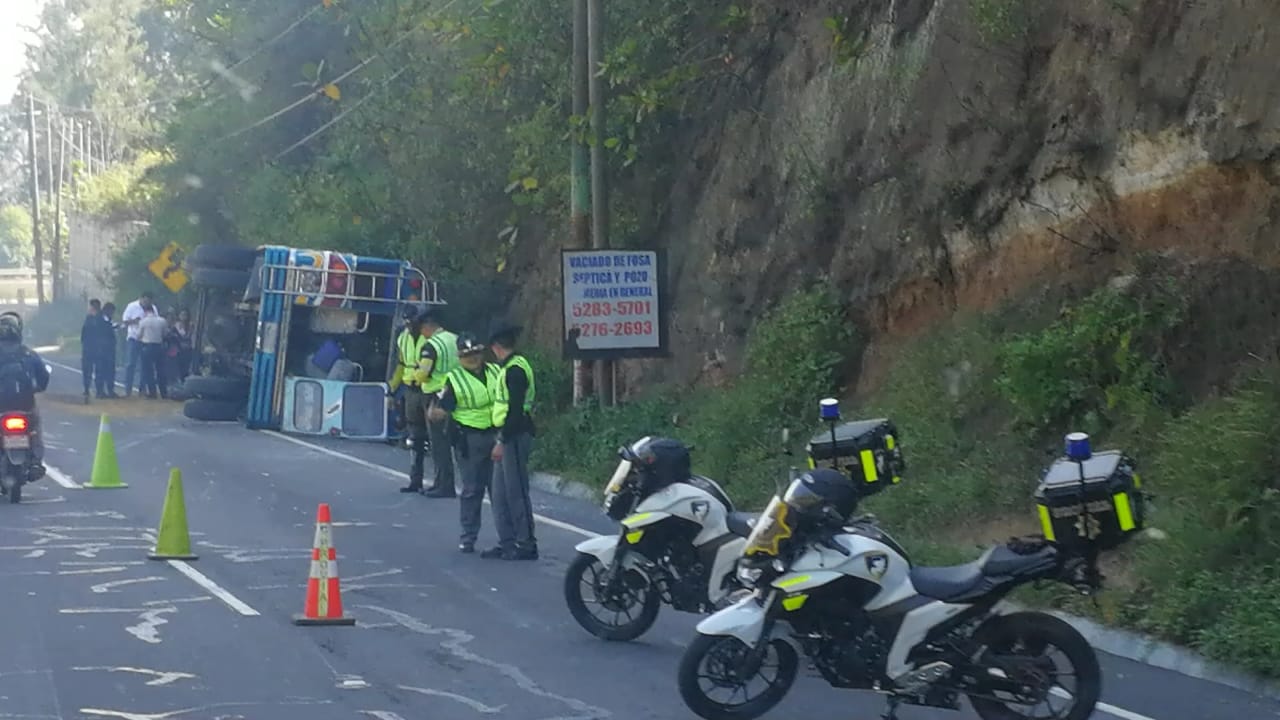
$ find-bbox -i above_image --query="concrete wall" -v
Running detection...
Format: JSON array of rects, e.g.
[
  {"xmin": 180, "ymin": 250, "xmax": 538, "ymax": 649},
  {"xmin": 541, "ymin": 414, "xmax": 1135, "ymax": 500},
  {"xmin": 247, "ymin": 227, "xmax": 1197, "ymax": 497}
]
[{"xmin": 65, "ymin": 211, "xmax": 146, "ymax": 302}]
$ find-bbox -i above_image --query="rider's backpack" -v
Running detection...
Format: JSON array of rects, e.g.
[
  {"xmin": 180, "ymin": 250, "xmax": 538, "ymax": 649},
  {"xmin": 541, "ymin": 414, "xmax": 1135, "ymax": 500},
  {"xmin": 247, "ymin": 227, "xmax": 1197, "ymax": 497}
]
[{"xmin": 0, "ymin": 350, "xmax": 34, "ymax": 407}]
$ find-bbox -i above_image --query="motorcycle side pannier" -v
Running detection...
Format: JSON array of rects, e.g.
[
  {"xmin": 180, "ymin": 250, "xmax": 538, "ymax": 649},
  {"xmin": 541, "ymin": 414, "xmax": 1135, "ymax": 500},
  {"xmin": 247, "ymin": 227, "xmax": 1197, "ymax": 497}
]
[
  {"xmin": 1034, "ymin": 450, "xmax": 1144, "ymax": 552},
  {"xmin": 806, "ymin": 418, "xmax": 905, "ymax": 497}
]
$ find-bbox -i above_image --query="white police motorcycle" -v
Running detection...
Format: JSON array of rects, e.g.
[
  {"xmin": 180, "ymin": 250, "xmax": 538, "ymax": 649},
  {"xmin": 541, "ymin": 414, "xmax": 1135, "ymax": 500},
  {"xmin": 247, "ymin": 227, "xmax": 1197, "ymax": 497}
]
[
  {"xmin": 564, "ymin": 436, "xmax": 758, "ymax": 641},
  {"xmin": 677, "ymin": 405, "xmax": 1139, "ymax": 720}
]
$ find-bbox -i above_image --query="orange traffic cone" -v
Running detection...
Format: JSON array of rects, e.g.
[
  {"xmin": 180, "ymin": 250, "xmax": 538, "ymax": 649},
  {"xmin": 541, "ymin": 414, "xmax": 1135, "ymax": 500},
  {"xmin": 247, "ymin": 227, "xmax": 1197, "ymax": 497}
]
[{"xmin": 292, "ymin": 502, "xmax": 355, "ymax": 626}]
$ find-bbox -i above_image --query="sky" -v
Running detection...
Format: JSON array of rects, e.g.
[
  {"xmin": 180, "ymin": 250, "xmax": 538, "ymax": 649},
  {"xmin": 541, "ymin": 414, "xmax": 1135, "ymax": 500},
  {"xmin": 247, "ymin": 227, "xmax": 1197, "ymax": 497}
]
[{"xmin": 0, "ymin": 0, "xmax": 47, "ymax": 103}]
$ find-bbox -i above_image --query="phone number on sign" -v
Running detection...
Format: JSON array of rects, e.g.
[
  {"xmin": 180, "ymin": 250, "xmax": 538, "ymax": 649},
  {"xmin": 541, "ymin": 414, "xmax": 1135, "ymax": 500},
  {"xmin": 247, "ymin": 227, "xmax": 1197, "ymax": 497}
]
[
  {"xmin": 572, "ymin": 321, "xmax": 655, "ymax": 338},
  {"xmin": 571, "ymin": 301, "xmax": 653, "ymax": 318}
]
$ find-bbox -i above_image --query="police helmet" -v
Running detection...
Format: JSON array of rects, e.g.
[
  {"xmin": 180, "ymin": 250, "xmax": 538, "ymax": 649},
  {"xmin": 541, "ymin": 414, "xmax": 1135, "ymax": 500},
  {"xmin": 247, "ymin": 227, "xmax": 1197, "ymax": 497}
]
[
  {"xmin": 0, "ymin": 312, "xmax": 22, "ymax": 343},
  {"xmin": 456, "ymin": 332, "xmax": 486, "ymax": 356},
  {"xmin": 785, "ymin": 467, "xmax": 860, "ymax": 523},
  {"xmin": 622, "ymin": 436, "xmax": 692, "ymax": 490}
]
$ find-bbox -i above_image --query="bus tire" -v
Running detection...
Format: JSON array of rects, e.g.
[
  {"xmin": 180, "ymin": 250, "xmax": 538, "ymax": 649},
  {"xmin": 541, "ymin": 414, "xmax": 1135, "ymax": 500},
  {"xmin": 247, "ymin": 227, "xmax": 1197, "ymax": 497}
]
[
  {"xmin": 183, "ymin": 375, "xmax": 250, "ymax": 401},
  {"xmin": 183, "ymin": 398, "xmax": 242, "ymax": 422},
  {"xmin": 192, "ymin": 267, "xmax": 250, "ymax": 290},
  {"xmin": 191, "ymin": 244, "xmax": 256, "ymax": 271}
]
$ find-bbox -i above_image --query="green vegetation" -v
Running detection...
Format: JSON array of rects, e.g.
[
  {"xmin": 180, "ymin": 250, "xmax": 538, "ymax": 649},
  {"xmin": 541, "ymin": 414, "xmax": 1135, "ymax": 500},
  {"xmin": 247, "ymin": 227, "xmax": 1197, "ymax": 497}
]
[
  {"xmin": 534, "ymin": 287, "xmax": 853, "ymax": 502},
  {"xmin": 0, "ymin": 205, "xmax": 34, "ymax": 268},
  {"xmin": 75, "ymin": 151, "xmax": 166, "ymax": 221}
]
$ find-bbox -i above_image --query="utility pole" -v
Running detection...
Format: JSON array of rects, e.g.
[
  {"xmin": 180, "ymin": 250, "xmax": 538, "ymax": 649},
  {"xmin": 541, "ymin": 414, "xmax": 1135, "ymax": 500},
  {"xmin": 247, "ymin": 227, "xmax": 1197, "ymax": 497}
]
[
  {"xmin": 587, "ymin": 0, "xmax": 614, "ymax": 407},
  {"xmin": 53, "ymin": 116, "xmax": 68, "ymax": 301},
  {"xmin": 25, "ymin": 94, "xmax": 45, "ymax": 306},
  {"xmin": 570, "ymin": 0, "xmax": 591, "ymax": 407},
  {"xmin": 44, "ymin": 104, "xmax": 55, "ymax": 301}
]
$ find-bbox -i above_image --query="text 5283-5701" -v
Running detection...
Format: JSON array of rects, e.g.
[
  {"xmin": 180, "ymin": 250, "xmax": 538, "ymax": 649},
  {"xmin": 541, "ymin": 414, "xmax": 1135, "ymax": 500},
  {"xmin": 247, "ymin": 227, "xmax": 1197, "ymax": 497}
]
[
  {"xmin": 571, "ymin": 301, "xmax": 653, "ymax": 318},
  {"xmin": 572, "ymin": 321, "xmax": 655, "ymax": 338}
]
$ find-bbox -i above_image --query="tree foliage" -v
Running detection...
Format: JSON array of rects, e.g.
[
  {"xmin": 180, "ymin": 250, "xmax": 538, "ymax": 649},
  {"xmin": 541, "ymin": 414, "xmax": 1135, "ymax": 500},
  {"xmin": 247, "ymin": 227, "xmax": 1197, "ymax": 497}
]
[
  {"xmin": 0, "ymin": 205, "xmax": 35, "ymax": 268},
  {"xmin": 10, "ymin": 0, "xmax": 748, "ymax": 302}
]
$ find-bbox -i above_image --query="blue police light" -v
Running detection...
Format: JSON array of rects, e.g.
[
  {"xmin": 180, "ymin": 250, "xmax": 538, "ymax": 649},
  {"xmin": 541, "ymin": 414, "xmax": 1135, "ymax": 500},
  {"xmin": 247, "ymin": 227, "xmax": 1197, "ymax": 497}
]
[
  {"xmin": 1065, "ymin": 432, "xmax": 1091, "ymax": 462},
  {"xmin": 819, "ymin": 398, "xmax": 840, "ymax": 421}
]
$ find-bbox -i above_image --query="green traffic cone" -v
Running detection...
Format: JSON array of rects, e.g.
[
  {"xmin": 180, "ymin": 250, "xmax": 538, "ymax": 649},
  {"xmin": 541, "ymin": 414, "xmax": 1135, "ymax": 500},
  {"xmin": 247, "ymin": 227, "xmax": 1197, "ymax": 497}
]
[
  {"xmin": 149, "ymin": 467, "xmax": 197, "ymax": 561},
  {"xmin": 85, "ymin": 414, "xmax": 127, "ymax": 489}
]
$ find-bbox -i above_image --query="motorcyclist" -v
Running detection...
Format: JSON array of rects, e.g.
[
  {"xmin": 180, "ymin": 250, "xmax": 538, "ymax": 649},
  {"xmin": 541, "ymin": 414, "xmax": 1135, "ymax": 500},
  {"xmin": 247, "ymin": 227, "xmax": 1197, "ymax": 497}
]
[{"xmin": 0, "ymin": 311, "xmax": 49, "ymax": 484}]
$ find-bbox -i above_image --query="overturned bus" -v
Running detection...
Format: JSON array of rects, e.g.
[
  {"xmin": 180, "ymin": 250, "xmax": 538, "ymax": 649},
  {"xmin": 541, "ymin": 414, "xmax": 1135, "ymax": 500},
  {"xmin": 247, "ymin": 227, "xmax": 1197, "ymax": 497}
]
[{"xmin": 182, "ymin": 243, "xmax": 444, "ymax": 442}]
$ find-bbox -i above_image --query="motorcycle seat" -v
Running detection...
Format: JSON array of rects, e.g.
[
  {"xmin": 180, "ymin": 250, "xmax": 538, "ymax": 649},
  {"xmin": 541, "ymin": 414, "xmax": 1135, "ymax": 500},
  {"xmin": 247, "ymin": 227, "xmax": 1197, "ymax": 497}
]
[
  {"xmin": 725, "ymin": 512, "xmax": 758, "ymax": 538},
  {"xmin": 686, "ymin": 475, "xmax": 735, "ymax": 513},
  {"xmin": 910, "ymin": 545, "xmax": 1058, "ymax": 602}
]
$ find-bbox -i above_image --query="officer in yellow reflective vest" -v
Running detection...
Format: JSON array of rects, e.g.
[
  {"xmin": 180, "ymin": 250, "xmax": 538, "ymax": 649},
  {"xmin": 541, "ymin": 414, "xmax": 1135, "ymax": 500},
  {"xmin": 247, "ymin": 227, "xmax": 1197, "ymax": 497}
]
[
  {"xmin": 429, "ymin": 333, "xmax": 500, "ymax": 553},
  {"xmin": 392, "ymin": 304, "xmax": 458, "ymax": 496},
  {"xmin": 484, "ymin": 319, "xmax": 538, "ymax": 561}
]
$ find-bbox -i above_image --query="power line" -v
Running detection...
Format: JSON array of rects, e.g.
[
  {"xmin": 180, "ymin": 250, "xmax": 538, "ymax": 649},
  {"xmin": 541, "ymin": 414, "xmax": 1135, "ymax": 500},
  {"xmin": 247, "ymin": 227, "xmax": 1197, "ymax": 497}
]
[
  {"xmin": 272, "ymin": 67, "xmax": 408, "ymax": 161},
  {"xmin": 219, "ymin": 0, "xmax": 470, "ymax": 145}
]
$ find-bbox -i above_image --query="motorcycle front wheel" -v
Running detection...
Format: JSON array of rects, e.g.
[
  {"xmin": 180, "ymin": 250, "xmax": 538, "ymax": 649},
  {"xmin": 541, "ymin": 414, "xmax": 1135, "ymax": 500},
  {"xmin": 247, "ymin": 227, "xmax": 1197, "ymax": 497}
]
[
  {"xmin": 967, "ymin": 611, "xmax": 1101, "ymax": 720},
  {"xmin": 563, "ymin": 552, "xmax": 660, "ymax": 641},
  {"xmin": 677, "ymin": 633, "xmax": 798, "ymax": 720}
]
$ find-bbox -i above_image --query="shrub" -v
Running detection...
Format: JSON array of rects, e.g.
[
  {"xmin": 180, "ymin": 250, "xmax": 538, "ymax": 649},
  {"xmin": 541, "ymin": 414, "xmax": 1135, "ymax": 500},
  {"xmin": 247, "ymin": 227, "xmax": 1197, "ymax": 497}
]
[
  {"xmin": 996, "ymin": 277, "xmax": 1185, "ymax": 438},
  {"xmin": 533, "ymin": 286, "xmax": 853, "ymax": 505}
]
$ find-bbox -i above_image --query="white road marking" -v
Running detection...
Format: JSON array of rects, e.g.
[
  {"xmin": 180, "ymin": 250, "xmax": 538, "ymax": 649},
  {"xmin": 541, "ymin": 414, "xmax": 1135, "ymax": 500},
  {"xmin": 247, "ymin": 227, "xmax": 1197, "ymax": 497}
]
[
  {"xmin": 1048, "ymin": 688, "xmax": 1156, "ymax": 720},
  {"xmin": 91, "ymin": 577, "xmax": 166, "ymax": 594},
  {"xmin": 398, "ymin": 685, "xmax": 504, "ymax": 714},
  {"xmin": 44, "ymin": 464, "xmax": 79, "ymax": 489},
  {"xmin": 166, "ymin": 559, "xmax": 260, "ymax": 617},
  {"xmin": 71, "ymin": 666, "xmax": 196, "ymax": 687},
  {"xmin": 260, "ymin": 429, "xmax": 600, "ymax": 539},
  {"xmin": 139, "ymin": 531, "xmax": 260, "ymax": 616},
  {"xmin": 124, "ymin": 607, "xmax": 176, "ymax": 644},
  {"xmin": 360, "ymin": 713, "xmax": 406, "ymax": 720}
]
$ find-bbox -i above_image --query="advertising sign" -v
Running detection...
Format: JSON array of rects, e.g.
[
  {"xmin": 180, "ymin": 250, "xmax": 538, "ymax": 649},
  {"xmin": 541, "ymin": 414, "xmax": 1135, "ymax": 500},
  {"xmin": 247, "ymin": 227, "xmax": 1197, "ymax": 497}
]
[{"xmin": 561, "ymin": 249, "xmax": 668, "ymax": 360}]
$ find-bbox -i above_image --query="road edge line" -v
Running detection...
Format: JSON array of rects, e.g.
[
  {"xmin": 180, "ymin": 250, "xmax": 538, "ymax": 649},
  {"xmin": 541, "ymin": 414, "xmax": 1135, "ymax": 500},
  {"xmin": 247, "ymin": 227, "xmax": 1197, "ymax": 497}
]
[
  {"xmin": 46, "ymin": 464, "xmax": 80, "ymax": 489},
  {"xmin": 258, "ymin": 429, "xmax": 599, "ymax": 540}
]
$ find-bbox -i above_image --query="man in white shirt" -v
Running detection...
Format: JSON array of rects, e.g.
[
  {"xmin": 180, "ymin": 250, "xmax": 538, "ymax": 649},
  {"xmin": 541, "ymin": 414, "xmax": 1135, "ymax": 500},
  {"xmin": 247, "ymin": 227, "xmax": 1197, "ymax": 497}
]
[
  {"xmin": 120, "ymin": 291, "xmax": 157, "ymax": 397},
  {"xmin": 137, "ymin": 311, "xmax": 169, "ymax": 399}
]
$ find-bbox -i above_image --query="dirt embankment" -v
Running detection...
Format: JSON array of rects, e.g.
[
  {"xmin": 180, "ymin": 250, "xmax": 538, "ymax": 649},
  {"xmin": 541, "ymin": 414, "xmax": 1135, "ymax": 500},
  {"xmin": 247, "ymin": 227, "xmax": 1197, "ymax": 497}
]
[{"xmin": 510, "ymin": 0, "xmax": 1280, "ymax": 397}]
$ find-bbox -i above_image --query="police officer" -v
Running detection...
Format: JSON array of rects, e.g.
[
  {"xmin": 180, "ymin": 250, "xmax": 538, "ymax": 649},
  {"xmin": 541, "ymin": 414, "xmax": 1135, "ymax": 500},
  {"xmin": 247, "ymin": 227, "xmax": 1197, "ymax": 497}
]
[
  {"xmin": 484, "ymin": 319, "xmax": 538, "ymax": 561},
  {"xmin": 393, "ymin": 304, "xmax": 458, "ymax": 495},
  {"xmin": 428, "ymin": 333, "xmax": 499, "ymax": 553}
]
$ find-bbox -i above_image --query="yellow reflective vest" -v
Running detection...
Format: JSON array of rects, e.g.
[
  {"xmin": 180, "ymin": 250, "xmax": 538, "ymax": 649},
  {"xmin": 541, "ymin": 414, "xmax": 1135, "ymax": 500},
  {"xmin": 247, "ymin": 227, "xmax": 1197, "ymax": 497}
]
[
  {"xmin": 420, "ymin": 329, "xmax": 459, "ymax": 392},
  {"xmin": 492, "ymin": 354, "xmax": 536, "ymax": 428},
  {"xmin": 396, "ymin": 330, "xmax": 428, "ymax": 387},
  {"xmin": 448, "ymin": 364, "xmax": 500, "ymax": 430}
]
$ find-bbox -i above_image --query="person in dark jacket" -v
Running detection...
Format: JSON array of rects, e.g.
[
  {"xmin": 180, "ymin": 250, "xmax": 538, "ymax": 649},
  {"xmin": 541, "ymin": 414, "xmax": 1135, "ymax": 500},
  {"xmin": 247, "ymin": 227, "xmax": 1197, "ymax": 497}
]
[
  {"xmin": 0, "ymin": 312, "xmax": 50, "ymax": 484},
  {"xmin": 80, "ymin": 299, "xmax": 117, "ymax": 402},
  {"xmin": 483, "ymin": 319, "xmax": 538, "ymax": 561},
  {"xmin": 98, "ymin": 302, "xmax": 119, "ymax": 396},
  {"xmin": 80, "ymin": 299, "xmax": 102, "ymax": 403}
]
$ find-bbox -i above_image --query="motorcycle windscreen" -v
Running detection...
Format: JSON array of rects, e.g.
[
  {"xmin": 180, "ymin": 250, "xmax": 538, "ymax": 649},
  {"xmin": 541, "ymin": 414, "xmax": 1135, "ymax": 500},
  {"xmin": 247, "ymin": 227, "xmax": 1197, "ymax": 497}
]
[
  {"xmin": 743, "ymin": 495, "xmax": 794, "ymax": 557},
  {"xmin": 604, "ymin": 459, "xmax": 633, "ymax": 495}
]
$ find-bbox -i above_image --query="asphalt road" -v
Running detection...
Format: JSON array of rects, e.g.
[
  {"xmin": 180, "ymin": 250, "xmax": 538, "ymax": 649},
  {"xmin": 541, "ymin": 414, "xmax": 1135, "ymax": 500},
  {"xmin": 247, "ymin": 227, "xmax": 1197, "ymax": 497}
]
[{"xmin": 0, "ymin": 359, "xmax": 1277, "ymax": 720}]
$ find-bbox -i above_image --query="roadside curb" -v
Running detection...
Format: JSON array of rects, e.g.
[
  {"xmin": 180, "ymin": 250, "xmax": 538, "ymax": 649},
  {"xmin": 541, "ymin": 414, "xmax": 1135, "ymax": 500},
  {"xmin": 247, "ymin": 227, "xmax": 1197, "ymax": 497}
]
[
  {"xmin": 531, "ymin": 466, "xmax": 1280, "ymax": 700},
  {"xmin": 531, "ymin": 471, "xmax": 598, "ymax": 503},
  {"xmin": 1044, "ymin": 609, "xmax": 1280, "ymax": 701}
]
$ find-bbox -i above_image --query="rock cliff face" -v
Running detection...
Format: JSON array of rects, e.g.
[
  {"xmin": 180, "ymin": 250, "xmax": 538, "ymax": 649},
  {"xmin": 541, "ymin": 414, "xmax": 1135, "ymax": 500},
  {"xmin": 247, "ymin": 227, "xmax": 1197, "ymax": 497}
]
[{"xmin": 513, "ymin": 0, "xmax": 1280, "ymax": 394}]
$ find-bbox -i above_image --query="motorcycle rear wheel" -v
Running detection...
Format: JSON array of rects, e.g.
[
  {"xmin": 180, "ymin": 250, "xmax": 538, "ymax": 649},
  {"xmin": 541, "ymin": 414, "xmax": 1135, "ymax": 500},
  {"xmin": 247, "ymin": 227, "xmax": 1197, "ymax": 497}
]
[
  {"xmin": 677, "ymin": 633, "xmax": 798, "ymax": 720},
  {"xmin": 563, "ymin": 552, "xmax": 660, "ymax": 641},
  {"xmin": 968, "ymin": 611, "xmax": 1101, "ymax": 720}
]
